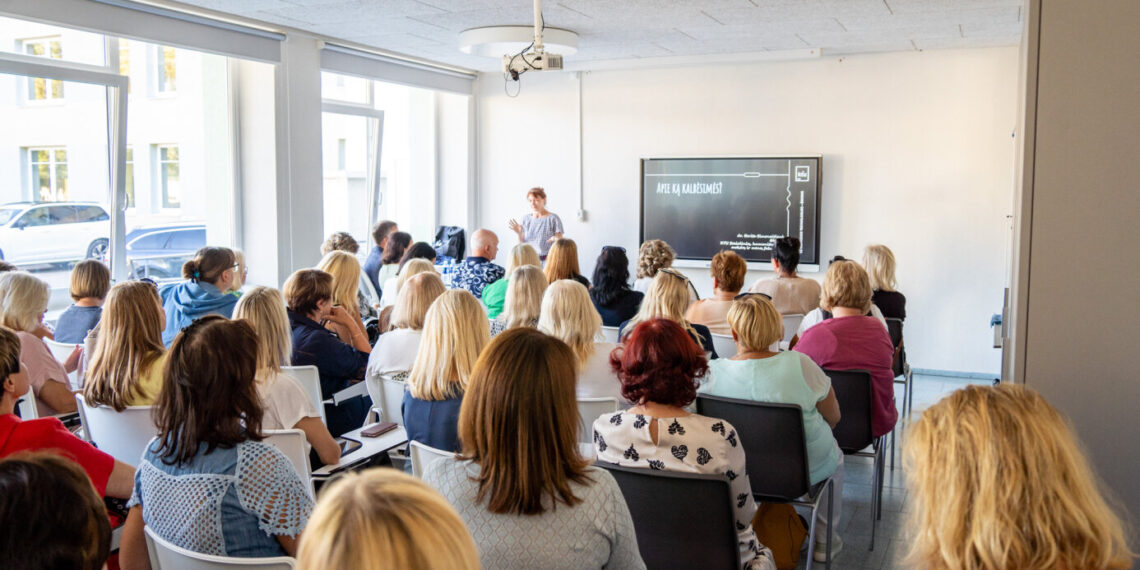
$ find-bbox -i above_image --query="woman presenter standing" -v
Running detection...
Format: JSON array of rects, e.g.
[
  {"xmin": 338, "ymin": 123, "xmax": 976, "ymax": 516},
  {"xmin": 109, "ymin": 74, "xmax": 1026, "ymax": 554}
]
[{"xmin": 508, "ymin": 187, "xmax": 564, "ymax": 260}]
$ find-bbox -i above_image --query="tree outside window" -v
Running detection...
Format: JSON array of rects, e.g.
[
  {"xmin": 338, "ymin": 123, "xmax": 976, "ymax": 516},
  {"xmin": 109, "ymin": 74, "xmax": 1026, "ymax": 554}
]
[
  {"xmin": 28, "ymin": 148, "xmax": 68, "ymax": 201},
  {"xmin": 156, "ymin": 145, "xmax": 179, "ymax": 208},
  {"xmin": 22, "ymin": 37, "xmax": 64, "ymax": 101},
  {"xmin": 156, "ymin": 45, "xmax": 176, "ymax": 93}
]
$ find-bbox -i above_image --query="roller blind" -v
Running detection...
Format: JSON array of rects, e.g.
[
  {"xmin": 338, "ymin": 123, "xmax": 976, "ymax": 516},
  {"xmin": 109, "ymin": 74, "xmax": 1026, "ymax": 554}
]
[{"xmin": 321, "ymin": 43, "xmax": 475, "ymax": 95}]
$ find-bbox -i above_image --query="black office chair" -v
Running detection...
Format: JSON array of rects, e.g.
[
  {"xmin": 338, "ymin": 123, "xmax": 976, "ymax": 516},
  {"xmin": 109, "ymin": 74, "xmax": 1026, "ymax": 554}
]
[
  {"xmin": 696, "ymin": 395, "xmax": 834, "ymax": 569},
  {"xmin": 825, "ymin": 368, "xmax": 885, "ymax": 552},
  {"xmin": 596, "ymin": 460, "xmax": 741, "ymax": 569},
  {"xmin": 885, "ymin": 318, "xmax": 911, "ymax": 471}
]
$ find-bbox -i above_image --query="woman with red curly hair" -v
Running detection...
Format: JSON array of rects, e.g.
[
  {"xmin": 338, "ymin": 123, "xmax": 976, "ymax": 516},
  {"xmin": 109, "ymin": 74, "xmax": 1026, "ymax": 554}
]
[{"xmin": 593, "ymin": 319, "xmax": 775, "ymax": 570}]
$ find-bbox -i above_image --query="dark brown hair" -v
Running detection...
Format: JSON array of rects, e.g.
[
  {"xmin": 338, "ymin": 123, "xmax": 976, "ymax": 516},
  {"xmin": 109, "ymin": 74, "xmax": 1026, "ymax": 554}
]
[
  {"xmin": 381, "ymin": 231, "xmax": 412, "ymax": 265},
  {"xmin": 0, "ymin": 261, "xmax": 17, "ymax": 273},
  {"xmin": 611, "ymin": 318, "xmax": 708, "ymax": 407},
  {"xmin": 371, "ymin": 220, "xmax": 398, "ymax": 248},
  {"xmin": 153, "ymin": 315, "xmax": 263, "ymax": 466},
  {"xmin": 458, "ymin": 328, "xmax": 591, "ymax": 515},
  {"xmin": 0, "ymin": 326, "xmax": 20, "ymax": 383},
  {"xmin": 69, "ymin": 259, "xmax": 111, "ymax": 301},
  {"xmin": 282, "ymin": 269, "xmax": 333, "ymax": 317},
  {"xmin": 710, "ymin": 250, "xmax": 747, "ymax": 293},
  {"xmin": 182, "ymin": 246, "xmax": 236, "ymax": 285},
  {"xmin": 0, "ymin": 452, "xmax": 110, "ymax": 570}
]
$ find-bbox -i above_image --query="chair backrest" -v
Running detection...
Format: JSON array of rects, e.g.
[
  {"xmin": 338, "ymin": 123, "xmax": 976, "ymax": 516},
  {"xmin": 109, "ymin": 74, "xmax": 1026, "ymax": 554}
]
[
  {"xmin": 696, "ymin": 395, "xmax": 810, "ymax": 501},
  {"xmin": 262, "ymin": 429, "xmax": 313, "ymax": 498},
  {"xmin": 781, "ymin": 314, "xmax": 804, "ymax": 344},
  {"xmin": 576, "ymin": 397, "xmax": 620, "ymax": 444},
  {"xmin": 709, "ymin": 333, "xmax": 737, "ymax": 359},
  {"xmin": 596, "ymin": 461, "xmax": 740, "ymax": 569},
  {"xmin": 379, "ymin": 374, "xmax": 408, "ymax": 426},
  {"xmin": 282, "ymin": 365, "xmax": 325, "ymax": 424},
  {"xmin": 409, "ymin": 439, "xmax": 452, "ymax": 478},
  {"xmin": 44, "ymin": 339, "xmax": 80, "ymax": 390},
  {"xmin": 825, "ymin": 369, "xmax": 875, "ymax": 452},
  {"xmin": 358, "ymin": 272, "xmax": 380, "ymax": 309},
  {"xmin": 885, "ymin": 318, "xmax": 906, "ymax": 376},
  {"xmin": 16, "ymin": 384, "xmax": 37, "ymax": 420},
  {"xmin": 600, "ymin": 326, "xmax": 620, "ymax": 343},
  {"xmin": 145, "ymin": 525, "xmax": 296, "ymax": 569},
  {"xmin": 75, "ymin": 394, "xmax": 156, "ymax": 467}
]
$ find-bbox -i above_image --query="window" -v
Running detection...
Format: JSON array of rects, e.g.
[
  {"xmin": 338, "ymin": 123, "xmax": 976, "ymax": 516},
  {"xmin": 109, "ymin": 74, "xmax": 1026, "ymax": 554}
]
[
  {"xmin": 18, "ymin": 206, "xmax": 53, "ymax": 227},
  {"xmin": 125, "ymin": 146, "xmax": 135, "ymax": 207},
  {"xmin": 118, "ymin": 38, "xmax": 131, "ymax": 94},
  {"xmin": 155, "ymin": 144, "xmax": 180, "ymax": 208},
  {"xmin": 27, "ymin": 148, "xmax": 68, "ymax": 201},
  {"xmin": 155, "ymin": 45, "xmax": 176, "ymax": 93},
  {"xmin": 21, "ymin": 37, "xmax": 64, "ymax": 101}
]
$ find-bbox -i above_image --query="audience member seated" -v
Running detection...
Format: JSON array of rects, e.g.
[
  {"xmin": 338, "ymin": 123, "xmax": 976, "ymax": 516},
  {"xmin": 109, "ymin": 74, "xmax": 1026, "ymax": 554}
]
[
  {"xmin": 619, "ymin": 268, "xmax": 717, "ymax": 357},
  {"xmin": 227, "ymin": 249, "xmax": 248, "ymax": 297},
  {"xmin": 83, "ymin": 281, "xmax": 166, "ymax": 409},
  {"xmin": 863, "ymin": 244, "xmax": 905, "ymax": 321},
  {"xmin": 376, "ymin": 259, "xmax": 438, "ymax": 331},
  {"xmin": 297, "ymin": 469, "xmax": 480, "ymax": 570},
  {"xmin": 54, "ymin": 259, "xmax": 110, "ymax": 344},
  {"xmin": 119, "ymin": 316, "xmax": 313, "ymax": 566},
  {"xmin": 0, "ymin": 453, "xmax": 111, "ymax": 570},
  {"xmin": 376, "ymin": 231, "xmax": 412, "ymax": 295},
  {"xmin": 633, "ymin": 239, "xmax": 698, "ymax": 301},
  {"xmin": 904, "ymin": 384, "xmax": 1134, "ymax": 570},
  {"xmin": 451, "ymin": 229, "xmax": 505, "ymax": 299},
  {"xmin": 316, "ymin": 250, "xmax": 371, "ymax": 348},
  {"xmin": 539, "ymin": 280, "xmax": 624, "ymax": 403},
  {"xmin": 481, "ymin": 243, "xmax": 540, "ymax": 318},
  {"xmin": 284, "ymin": 269, "xmax": 371, "ymax": 437},
  {"xmin": 590, "ymin": 245, "xmax": 644, "ymax": 327},
  {"xmin": 700, "ymin": 295, "xmax": 844, "ymax": 562},
  {"xmin": 544, "ymin": 238, "xmax": 590, "ymax": 287},
  {"xmin": 686, "ymin": 250, "xmax": 747, "ymax": 335},
  {"xmin": 363, "ymin": 220, "xmax": 398, "ymax": 294},
  {"xmin": 424, "ymin": 328, "xmax": 644, "ymax": 569},
  {"xmin": 0, "ymin": 272, "xmax": 76, "ymax": 415},
  {"xmin": 0, "ymin": 326, "xmax": 134, "ymax": 502},
  {"xmin": 235, "ymin": 286, "xmax": 340, "ymax": 466},
  {"xmin": 159, "ymin": 246, "xmax": 239, "ymax": 346},
  {"xmin": 367, "ymin": 272, "xmax": 445, "ymax": 389},
  {"xmin": 404, "ymin": 290, "xmax": 489, "ymax": 452},
  {"xmin": 379, "ymin": 241, "xmax": 437, "ymax": 307},
  {"xmin": 794, "ymin": 260, "xmax": 896, "ymax": 438},
  {"xmin": 490, "ymin": 265, "xmax": 546, "ymax": 336},
  {"xmin": 320, "ymin": 230, "xmax": 359, "ymax": 256},
  {"xmin": 748, "ymin": 236, "xmax": 821, "ymax": 315},
  {"xmin": 594, "ymin": 319, "xmax": 774, "ymax": 570}
]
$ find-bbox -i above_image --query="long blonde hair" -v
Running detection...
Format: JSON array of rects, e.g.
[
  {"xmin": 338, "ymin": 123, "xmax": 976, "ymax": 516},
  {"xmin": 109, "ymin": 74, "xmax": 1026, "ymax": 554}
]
[
  {"xmin": 395, "ymin": 258, "xmax": 435, "ymax": 293},
  {"xmin": 296, "ymin": 469, "xmax": 479, "ymax": 570},
  {"xmin": 905, "ymin": 384, "xmax": 1134, "ymax": 570},
  {"xmin": 862, "ymin": 244, "xmax": 898, "ymax": 292},
  {"xmin": 0, "ymin": 271, "xmax": 49, "ymax": 332},
  {"xmin": 83, "ymin": 282, "xmax": 165, "ymax": 411},
  {"xmin": 391, "ymin": 272, "xmax": 445, "ymax": 331},
  {"xmin": 623, "ymin": 268, "xmax": 698, "ymax": 340},
  {"xmin": 407, "ymin": 290, "xmax": 489, "ymax": 401},
  {"xmin": 543, "ymin": 238, "xmax": 582, "ymax": 283},
  {"xmin": 505, "ymin": 243, "xmax": 541, "ymax": 274},
  {"xmin": 538, "ymin": 280, "xmax": 601, "ymax": 365},
  {"xmin": 233, "ymin": 287, "xmax": 292, "ymax": 375},
  {"xmin": 316, "ymin": 250, "xmax": 361, "ymax": 316},
  {"xmin": 501, "ymin": 265, "xmax": 546, "ymax": 329}
]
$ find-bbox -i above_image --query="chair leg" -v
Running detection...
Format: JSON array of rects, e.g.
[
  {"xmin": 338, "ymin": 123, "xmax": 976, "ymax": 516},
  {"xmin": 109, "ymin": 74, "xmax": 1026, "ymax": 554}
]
[
  {"xmin": 825, "ymin": 480, "xmax": 833, "ymax": 570},
  {"xmin": 805, "ymin": 501, "xmax": 816, "ymax": 570},
  {"xmin": 890, "ymin": 422, "xmax": 896, "ymax": 471},
  {"xmin": 906, "ymin": 366, "xmax": 914, "ymax": 416},
  {"xmin": 876, "ymin": 444, "xmax": 885, "ymax": 521},
  {"xmin": 869, "ymin": 447, "xmax": 878, "ymax": 551}
]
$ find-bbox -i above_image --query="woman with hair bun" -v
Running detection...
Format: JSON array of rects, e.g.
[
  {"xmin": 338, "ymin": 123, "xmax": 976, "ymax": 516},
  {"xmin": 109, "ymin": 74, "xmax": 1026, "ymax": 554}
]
[
  {"xmin": 159, "ymin": 246, "xmax": 239, "ymax": 346},
  {"xmin": 748, "ymin": 236, "xmax": 821, "ymax": 316}
]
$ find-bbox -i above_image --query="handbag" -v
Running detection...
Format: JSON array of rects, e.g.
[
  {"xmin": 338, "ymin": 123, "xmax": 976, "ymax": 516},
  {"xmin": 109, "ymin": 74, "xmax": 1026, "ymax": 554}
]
[
  {"xmin": 751, "ymin": 503, "xmax": 809, "ymax": 570},
  {"xmin": 434, "ymin": 225, "xmax": 466, "ymax": 261}
]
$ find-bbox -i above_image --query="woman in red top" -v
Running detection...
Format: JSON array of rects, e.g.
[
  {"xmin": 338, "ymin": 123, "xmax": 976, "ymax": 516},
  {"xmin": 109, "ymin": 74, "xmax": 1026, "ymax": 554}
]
[{"xmin": 794, "ymin": 260, "xmax": 897, "ymax": 437}]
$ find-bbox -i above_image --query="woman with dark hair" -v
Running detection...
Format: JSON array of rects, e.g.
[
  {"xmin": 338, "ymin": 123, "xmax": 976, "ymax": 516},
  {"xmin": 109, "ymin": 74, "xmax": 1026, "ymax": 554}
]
[
  {"xmin": 119, "ymin": 316, "xmax": 313, "ymax": 567},
  {"xmin": 594, "ymin": 319, "xmax": 775, "ymax": 570},
  {"xmin": 747, "ymin": 236, "xmax": 821, "ymax": 315},
  {"xmin": 590, "ymin": 246, "xmax": 644, "ymax": 327},
  {"xmin": 423, "ymin": 327, "xmax": 643, "ymax": 569},
  {"xmin": 379, "ymin": 241, "xmax": 438, "ymax": 307},
  {"xmin": 377, "ymin": 231, "xmax": 412, "ymax": 290},
  {"xmin": 159, "ymin": 246, "xmax": 240, "ymax": 346}
]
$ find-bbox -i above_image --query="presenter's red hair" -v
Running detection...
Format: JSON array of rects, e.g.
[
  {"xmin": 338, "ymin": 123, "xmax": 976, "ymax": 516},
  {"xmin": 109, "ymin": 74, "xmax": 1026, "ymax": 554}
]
[{"xmin": 610, "ymin": 318, "xmax": 707, "ymax": 407}]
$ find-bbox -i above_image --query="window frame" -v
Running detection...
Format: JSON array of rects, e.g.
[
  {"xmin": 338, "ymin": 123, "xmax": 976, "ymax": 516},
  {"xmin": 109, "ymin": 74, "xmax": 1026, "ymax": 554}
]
[
  {"xmin": 25, "ymin": 146, "xmax": 68, "ymax": 202},
  {"xmin": 19, "ymin": 35, "xmax": 65, "ymax": 102},
  {"xmin": 153, "ymin": 143, "xmax": 180, "ymax": 209}
]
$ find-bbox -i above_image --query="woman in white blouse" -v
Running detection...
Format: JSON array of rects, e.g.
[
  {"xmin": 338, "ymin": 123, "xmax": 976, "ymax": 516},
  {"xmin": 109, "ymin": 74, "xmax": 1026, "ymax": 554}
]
[
  {"xmin": 366, "ymin": 272, "xmax": 445, "ymax": 386},
  {"xmin": 538, "ymin": 280, "xmax": 624, "ymax": 404}
]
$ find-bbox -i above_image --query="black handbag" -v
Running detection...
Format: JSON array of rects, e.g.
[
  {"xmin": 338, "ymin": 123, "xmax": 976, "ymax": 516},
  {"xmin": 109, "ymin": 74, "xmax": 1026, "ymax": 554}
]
[{"xmin": 434, "ymin": 226, "xmax": 466, "ymax": 262}]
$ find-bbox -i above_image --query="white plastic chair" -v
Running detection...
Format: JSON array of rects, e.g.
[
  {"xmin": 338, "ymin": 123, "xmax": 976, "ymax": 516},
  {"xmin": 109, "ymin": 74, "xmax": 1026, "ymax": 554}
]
[
  {"xmin": 782, "ymin": 314, "xmax": 805, "ymax": 348},
  {"xmin": 710, "ymin": 333, "xmax": 738, "ymax": 359},
  {"xmin": 145, "ymin": 525, "xmax": 296, "ymax": 569},
  {"xmin": 282, "ymin": 365, "xmax": 325, "ymax": 424},
  {"xmin": 409, "ymin": 439, "xmax": 452, "ymax": 478},
  {"xmin": 263, "ymin": 428, "xmax": 313, "ymax": 498},
  {"xmin": 365, "ymin": 372, "xmax": 409, "ymax": 427},
  {"xmin": 75, "ymin": 394, "xmax": 155, "ymax": 467},
  {"xmin": 16, "ymin": 383, "xmax": 37, "ymax": 420},
  {"xmin": 44, "ymin": 338, "xmax": 80, "ymax": 390},
  {"xmin": 601, "ymin": 326, "xmax": 620, "ymax": 343},
  {"xmin": 577, "ymin": 397, "xmax": 620, "ymax": 443}
]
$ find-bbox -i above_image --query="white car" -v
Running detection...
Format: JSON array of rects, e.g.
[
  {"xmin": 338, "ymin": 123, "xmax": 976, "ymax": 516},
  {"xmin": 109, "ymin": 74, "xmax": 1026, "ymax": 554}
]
[{"xmin": 0, "ymin": 202, "xmax": 110, "ymax": 265}]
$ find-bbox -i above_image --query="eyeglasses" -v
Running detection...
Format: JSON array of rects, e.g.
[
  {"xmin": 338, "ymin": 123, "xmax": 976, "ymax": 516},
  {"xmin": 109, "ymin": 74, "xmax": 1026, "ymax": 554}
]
[{"xmin": 733, "ymin": 291, "xmax": 773, "ymax": 301}]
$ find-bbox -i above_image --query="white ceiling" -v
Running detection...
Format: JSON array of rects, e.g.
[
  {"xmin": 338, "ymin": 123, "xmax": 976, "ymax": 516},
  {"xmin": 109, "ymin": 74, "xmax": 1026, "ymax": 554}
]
[{"xmin": 175, "ymin": 0, "xmax": 1024, "ymax": 71}]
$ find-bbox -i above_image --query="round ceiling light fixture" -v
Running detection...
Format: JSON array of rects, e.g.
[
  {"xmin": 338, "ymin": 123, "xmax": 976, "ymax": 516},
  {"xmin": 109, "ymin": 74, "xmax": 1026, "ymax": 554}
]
[{"xmin": 458, "ymin": 25, "xmax": 579, "ymax": 57}]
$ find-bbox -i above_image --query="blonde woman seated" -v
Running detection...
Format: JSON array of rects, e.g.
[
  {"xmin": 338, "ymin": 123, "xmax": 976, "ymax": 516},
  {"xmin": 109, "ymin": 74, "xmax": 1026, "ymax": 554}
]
[
  {"xmin": 0, "ymin": 272, "xmax": 75, "ymax": 415},
  {"xmin": 633, "ymin": 240, "xmax": 698, "ymax": 301},
  {"xmin": 404, "ymin": 290, "xmax": 489, "ymax": 452},
  {"xmin": 375, "ymin": 258, "xmax": 436, "ymax": 332},
  {"xmin": 366, "ymin": 272, "xmax": 445, "ymax": 388},
  {"xmin": 685, "ymin": 250, "xmax": 747, "ymax": 336},
  {"xmin": 905, "ymin": 384, "xmax": 1134, "ymax": 570},
  {"xmin": 378, "ymin": 242, "xmax": 437, "ymax": 309},
  {"xmin": 538, "ymin": 280, "xmax": 625, "ymax": 403},
  {"xmin": 543, "ymin": 238, "xmax": 590, "ymax": 287},
  {"xmin": 490, "ymin": 265, "xmax": 546, "ymax": 336},
  {"xmin": 423, "ymin": 328, "xmax": 644, "ymax": 570},
  {"xmin": 863, "ymin": 244, "xmax": 905, "ymax": 321},
  {"xmin": 297, "ymin": 469, "xmax": 479, "ymax": 570},
  {"xmin": 316, "ymin": 250, "xmax": 371, "ymax": 350},
  {"xmin": 481, "ymin": 243, "xmax": 540, "ymax": 319},
  {"xmin": 83, "ymin": 281, "xmax": 166, "ymax": 409},
  {"xmin": 619, "ymin": 268, "xmax": 717, "ymax": 358},
  {"xmin": 699, "ymin": 294, "xmax": 845, "ymax": 563},
  {"xmin": 234, "ymin": 286, "xmax": 340, "ymax": 466}
]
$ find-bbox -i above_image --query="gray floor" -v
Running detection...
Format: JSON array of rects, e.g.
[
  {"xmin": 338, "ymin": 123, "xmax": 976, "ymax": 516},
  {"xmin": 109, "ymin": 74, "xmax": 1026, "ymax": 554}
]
[{"xmin": 795, "ymin": 374, "xmax": 993, "ymax": 570}]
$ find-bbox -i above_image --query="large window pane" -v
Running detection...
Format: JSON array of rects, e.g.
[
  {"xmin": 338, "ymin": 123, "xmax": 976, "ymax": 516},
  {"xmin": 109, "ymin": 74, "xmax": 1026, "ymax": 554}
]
[
  {"xmin": 373, "ymin": 80, "xmax": 438, "ymax": 244},
  {"xmin": 321, "ymin": 113, "xmax": 372, "ymax": 246}
]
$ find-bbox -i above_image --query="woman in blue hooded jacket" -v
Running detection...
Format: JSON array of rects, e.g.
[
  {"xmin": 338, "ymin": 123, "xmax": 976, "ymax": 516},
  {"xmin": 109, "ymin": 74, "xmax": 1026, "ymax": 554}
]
[{"xmin": 160, "ymin": 247, "xmax": 240, "ymax": 346}]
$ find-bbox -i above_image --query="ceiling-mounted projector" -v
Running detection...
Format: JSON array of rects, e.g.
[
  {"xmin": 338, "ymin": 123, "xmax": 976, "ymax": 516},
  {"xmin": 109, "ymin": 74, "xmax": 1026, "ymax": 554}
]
[{"xmin": 502, "ymin": 0, "xmax": 563, "ymax": 81}]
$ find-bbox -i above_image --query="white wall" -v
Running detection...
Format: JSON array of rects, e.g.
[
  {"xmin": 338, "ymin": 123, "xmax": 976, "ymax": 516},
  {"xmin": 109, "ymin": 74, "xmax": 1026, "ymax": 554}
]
[{"xmin": 477, "ymin": 47, "xmax": 1019, "ymax": 375}]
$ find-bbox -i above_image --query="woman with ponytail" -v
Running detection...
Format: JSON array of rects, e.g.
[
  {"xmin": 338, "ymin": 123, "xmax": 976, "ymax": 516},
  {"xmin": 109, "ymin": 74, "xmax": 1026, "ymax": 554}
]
[{"xmin": 159, "ymin": 247, "xmax": 239, "ymax": 346}]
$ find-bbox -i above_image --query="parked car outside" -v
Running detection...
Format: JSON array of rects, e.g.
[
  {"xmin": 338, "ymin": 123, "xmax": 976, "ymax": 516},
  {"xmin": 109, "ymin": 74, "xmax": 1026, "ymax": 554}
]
[
  {"xmin": 121, "ymin": 223, "xmax": 206, "ymax": 280},
  {"xmin": 0, "ymin": 202, "xmax": 110, "ymax": 265}
]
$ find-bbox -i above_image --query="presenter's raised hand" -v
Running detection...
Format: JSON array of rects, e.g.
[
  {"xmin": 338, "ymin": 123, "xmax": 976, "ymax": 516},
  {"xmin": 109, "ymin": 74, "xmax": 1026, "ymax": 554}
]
[{"xmin": 508, "ymin": 218, "xmax": 524, "ymax": 239}]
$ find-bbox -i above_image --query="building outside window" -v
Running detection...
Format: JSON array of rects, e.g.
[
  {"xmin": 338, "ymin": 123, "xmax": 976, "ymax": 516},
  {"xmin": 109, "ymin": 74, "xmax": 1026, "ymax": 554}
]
[
  {"xmin": 155, "ymin": 45, "xmax": 176, "ymax": 93},
  {"xmin": 125, "ymin": 146, "xmax": 135, "ymax": 207},
  {"xmin": 21, "ymin": 36, "xmax": 64, "ymax": 101},
  {"xmin": 118, "ymin": 38, "xmax": 131, "ymax": 94},
  {"xmin": 155, "ymin": 144, "xmax": 179, "ymax": 207},
  {"xmin": 27, "ymin": 147, "xmax": 68, "ymax": 201}
]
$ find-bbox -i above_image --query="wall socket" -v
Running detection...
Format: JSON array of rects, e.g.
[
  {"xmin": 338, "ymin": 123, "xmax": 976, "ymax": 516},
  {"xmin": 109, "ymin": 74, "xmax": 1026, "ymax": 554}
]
[{"xmin": 576, "ymin": 209, "xmax": 587, "ymax": 221}]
